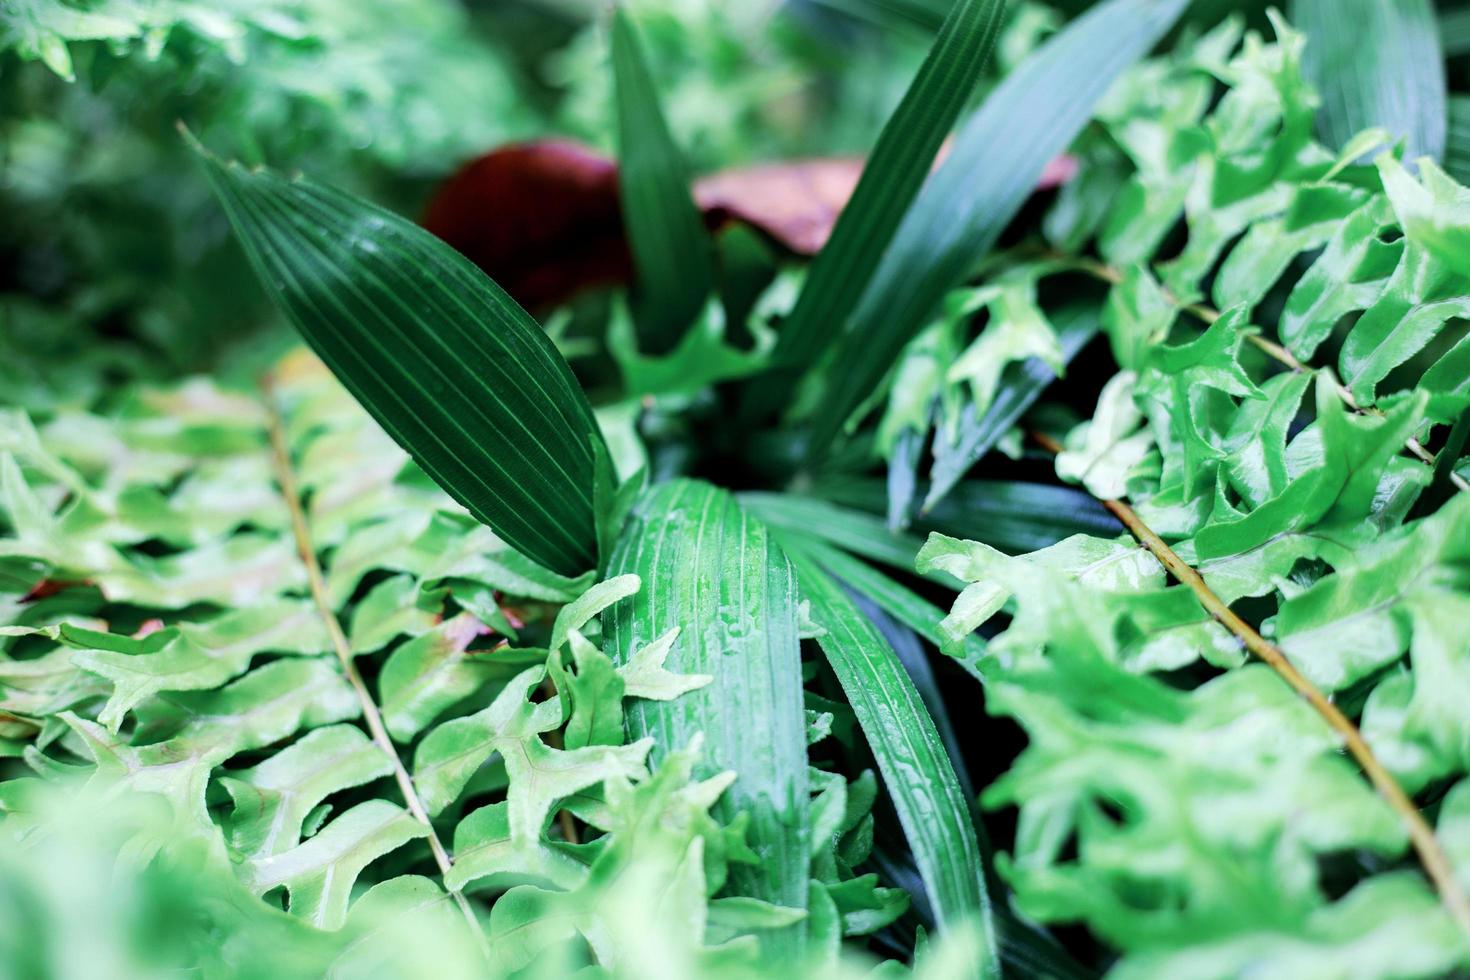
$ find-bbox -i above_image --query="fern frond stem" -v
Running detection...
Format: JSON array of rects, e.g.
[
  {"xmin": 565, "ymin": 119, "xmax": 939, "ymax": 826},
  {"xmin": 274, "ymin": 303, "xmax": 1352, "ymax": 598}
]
[
  {"xmin": 1074, "ymin": 257, "xmax": 1470, "ymax": 494},
  {"xmin": 1031, "ymin": 430, "xmax": 1470, "ymax": 934},
  {"xmin": 262, "ymin": 382, "xmax": 487, "ymax": 951}
]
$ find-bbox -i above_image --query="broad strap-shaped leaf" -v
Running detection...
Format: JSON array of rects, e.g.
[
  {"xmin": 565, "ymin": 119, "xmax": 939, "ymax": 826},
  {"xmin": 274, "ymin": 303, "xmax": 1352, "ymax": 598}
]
[
  {"xmin": 602, "ymin": 479, "xmax": 809, "ymax": 953},
  {"xmin": 922, "ymin": 480, "xmax": 1119, "ymax": 554},
  {"xmin": 815, "ymin": 476, "xmax": 1118, "ymax": 556},
  {"xmin": 192, "ymin": 142, "xmax": 608, "ymax": 575},
  {"xmin": 611, "ymin": 7, "xmax": 714, "ymax": 353},
  {"xmin": 850, "ymin": 593, "xmax": 976, "ymax": 804},
  {"xmin": 1292, "ymin": 0, "xmax": 1446, "ymax": 162},
  {"xmin": 739, "ymin": 492, "xmax": 958, "ymax": 587},
  {"xmin": 1447, "ymin": 95, "xmax": 1470, "ymax": 185},
  {"xmin": 772, "ymin": 528, "xmax": 987, "ymax": 667},
  {"xmin": 806, "ymin": 0, "xmax": 1188, "ymax": 456},
  {"xmin": 785, "ymin": 548, "xmax": 997, "ymax": 974},
  {"xmin": 239, "ymin": 800, "xmax": 429, "ymax": 930},
  {"xmin": 773, "ymin": 0, "xmax": 1006, "ymax": 371}
]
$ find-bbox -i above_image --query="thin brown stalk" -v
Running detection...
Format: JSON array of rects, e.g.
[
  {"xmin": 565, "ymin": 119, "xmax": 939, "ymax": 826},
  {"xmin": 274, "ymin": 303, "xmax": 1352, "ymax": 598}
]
[
  {"xmin": 1032, "ymin": 429, "xmax": 1470, "ymax": 934},
  {"xmin": 263, "ymin": 381, "xmax": 486, "ymax": 951},
  {"xmin": 1072, "ymin": 256, "xmax": 1470, "ymax": 494}
]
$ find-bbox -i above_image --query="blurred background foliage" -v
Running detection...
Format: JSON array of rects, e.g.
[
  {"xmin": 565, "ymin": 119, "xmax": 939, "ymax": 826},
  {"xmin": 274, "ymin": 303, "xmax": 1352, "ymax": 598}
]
[
  {"xmin": 0, "ymin": 0, "xmax": 1302, "ymax": 396},
  {"xmin": 0, "ymin": 0, "xmax": 935, "ymax": 388}
]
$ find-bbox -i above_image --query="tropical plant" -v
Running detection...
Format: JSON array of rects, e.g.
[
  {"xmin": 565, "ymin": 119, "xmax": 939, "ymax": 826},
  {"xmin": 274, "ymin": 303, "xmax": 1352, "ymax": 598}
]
[{"xmin": 5, "ymin": 0, "xmax": 1470, "ymax": 976}]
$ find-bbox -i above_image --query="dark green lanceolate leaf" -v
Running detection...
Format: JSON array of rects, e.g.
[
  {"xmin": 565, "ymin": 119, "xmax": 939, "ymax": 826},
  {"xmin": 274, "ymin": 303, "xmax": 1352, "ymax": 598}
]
[
  {"xmin": 192, "ymin": 145, "xmax": 607, "ymax": 576},
  {"xmin": 925, "ymin": 305, "xmax": 1098, "ymax": 512},
  {"xmin": 806, "ymin": 0, "xmax": 1188, "ymax": 457},
  {"xmin": 817, "ymin": 477, "xmax": 1117, "ymax": 556},
  {"xmin": 611, "ymin": 7, "xmax": 714, "ymax": 353},
  {"xmin": 1292, "ymin": 0, "xmax": 1446, "ymax": 162},
  {"xmin": 739, "ymin": 492, "xmax": 956, "ymax": 587},
  {"xmin": 602, "ymin": 479, "xmax": 809, "ymax": 952},
  {"xmin": 805, "ymin": 0, "xmax": 952, "ymax": 33},
  {"xmin": 1448, "ymin": 96, "xmax": 1470, "ymax": 185},
  {"xmin": 786, "ymin": 549, "xmax": 997, "ymax": 972},
  {"xmin": 1443, "ymin": 5, "xmax": 1470, "ymax": 57},
  {"xmin": 915, "ymin": 480, "xmax": 1119, "ymax": 555},
  {"xmin": 775, "ymin": 530, "xmax": 986, "ymax": 668},
  {"xmin": 772, "ymin": 0, "xmax": 1006, "ymax": 371},
  {"xmin": 849, "ymin": 593, "xmax": 974, "ymax": 803}
]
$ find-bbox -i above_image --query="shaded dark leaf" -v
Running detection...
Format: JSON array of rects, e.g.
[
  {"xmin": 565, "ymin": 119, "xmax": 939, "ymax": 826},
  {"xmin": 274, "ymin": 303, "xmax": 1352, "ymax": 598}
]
[{"xmin": 194, "ymin": 142, "xmax": 608, "ymax": 575}]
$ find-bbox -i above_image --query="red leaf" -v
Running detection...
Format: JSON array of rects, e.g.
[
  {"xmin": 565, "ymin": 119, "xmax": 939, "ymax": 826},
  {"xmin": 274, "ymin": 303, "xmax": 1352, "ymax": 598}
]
[
  {"xmin": 694, "ymin": 157, "xmax": 864, "ymax": 255},
  {"xmin": 20, "ymin": 578, "xmax": 89, "ymax": 603},
  {"xmin": 422, "ymin": 140, "xmax": 631, "ymax": 311},
  {"xmin": 423, "ymin": 139, "xmax": 1076, "ymax": 311}
]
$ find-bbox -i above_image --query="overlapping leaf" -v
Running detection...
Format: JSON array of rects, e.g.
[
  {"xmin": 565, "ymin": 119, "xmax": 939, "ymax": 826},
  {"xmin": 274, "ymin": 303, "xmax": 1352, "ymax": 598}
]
[
  {"xmin": 785, "ymin": 546, "xmax": 996, "ymax": 971},
  {"xmin": 772, "ymin": 0, "xmax": 1006, "ymax": 370},
  {"xmin": 806, "ymin": 0, "xmax": 1189, "ymax": 456},
  {"xmin": 1292, "ymin": 0, "xmax": 1446, "ymax": 161},
  {"xmin": 603, "ymin": 480, "xmax": 810, "ymax": 953},
  {"xmin": 611, "ymin": 6, "xmax": 715, "ymax": 353},
  {"xmin": 193, "ymin": 144, "xmax": 609, "ymax": 575}
]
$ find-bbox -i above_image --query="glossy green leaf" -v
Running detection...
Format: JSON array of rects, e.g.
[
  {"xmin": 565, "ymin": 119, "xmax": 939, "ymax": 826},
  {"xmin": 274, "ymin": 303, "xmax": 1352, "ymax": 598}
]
[
  {"xmin": 34, "ymin": 600, "xmax": 326, "ymax": 731},
  {"xmin": 57, "ymin": 659, "xmax": 360, "ymax": 842},
  {"xmin": 192, "ymin": 144, "xmax": 607, "ymax": 576},
  {"xmin": 786, "ymin": 548, "xmax": 997, "ymax": 971},
  {"xmin": 739, "ymin": 492, "xmax": 955, "ymax": 586},
  {"xmin": 411, "ymin": 664, "xmax": 651, "ymax": 825},
  {"xmin": 1336, "ymin": 157, "xmax": 1470, "ymax": 404},
  {"xmin": 221, "ymin": 724, "xmax": 393, "ymax": 860},
  {"xmin": 818, "ymin": 477, "xmax": 1117, "ymax": 556},
  {"xmin": 773, "ymin": 0, "xmax": 1006, "ymax": 370},
  {"xmin": 611, "ymin": 6, "xmax": 715, "ymax": 353},
  {"xmin": 1446, "ymin": 95, "xmax": 1470, "ymax": 185},
  {"xmin": 773, "ymin": 530, "xmax": 987, "ymax": 669},
  {"xmin": 1277, "ymin": 494, "xmax": 1470, "ymax": 697},
  {"xmin": 377, "ymin": 612, "xmax": 534, "ymax": 743},
  {"xmin": 1419, "ymin": 405, "xmax": 1470, "ymax": 515},
  {"xmin": 1194, "ymin": 377, "xmax": 1427, "ymax": 560},
  {"xmin": 446, "ymin": 801, "xmax": 590, "ymax": 893},
  {"xmin": 925, "ymin": 304, "xmax": 1099, "ymax": 512},
  {"xmin": 239, "ymin": 800, "xmax": 429, "ymax": 930},
  {"xmin": 1292, "ymin": 0, "xmax": 1446, "ymax": 161},
  {"xmin": 1109, "ymin": 873, "xmax": 1467, "ymax": 980},
  {"xmin": 806, "ymin": 0, "xmax": 1188, "ymax": 456},
  {"xmin": 603, "ymin": 479, "xmax": 809, "ymax": 953}
]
